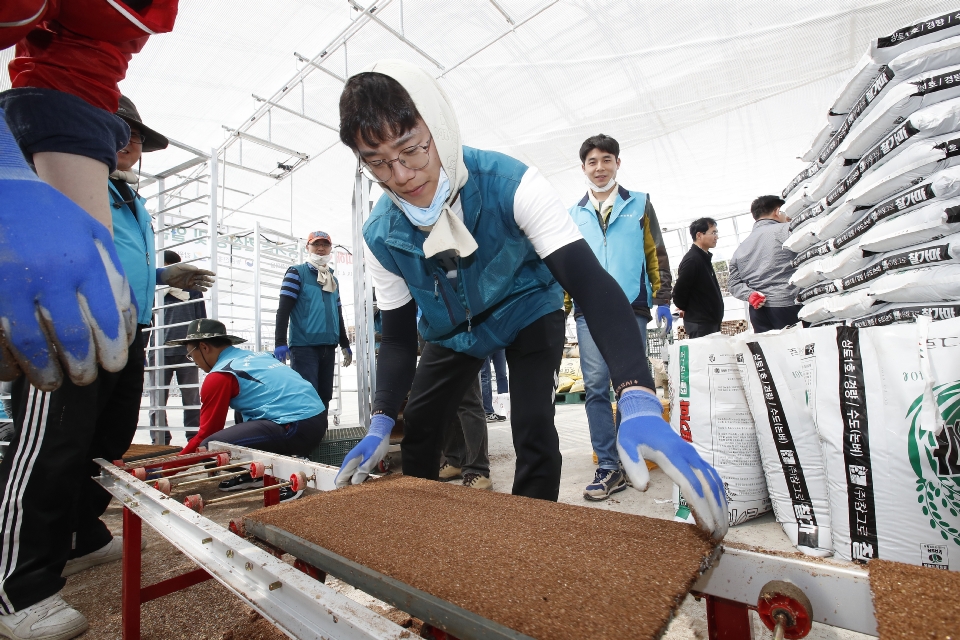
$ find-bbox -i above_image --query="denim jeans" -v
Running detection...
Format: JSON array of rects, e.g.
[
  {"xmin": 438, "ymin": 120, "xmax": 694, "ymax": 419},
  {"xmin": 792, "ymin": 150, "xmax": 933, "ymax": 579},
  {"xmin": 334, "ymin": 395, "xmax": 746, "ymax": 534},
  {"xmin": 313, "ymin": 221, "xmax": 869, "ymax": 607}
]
[
  {"xmin": 575, "ymin": 315, "xmax": 648, "ymax": 470},
  {"xmin": 480, "ymin": 349, "xmax": 508, "ymax": 414},
  {"xmin": 289, "ymin": 345, "xmax": 336, "ymax": 410}
]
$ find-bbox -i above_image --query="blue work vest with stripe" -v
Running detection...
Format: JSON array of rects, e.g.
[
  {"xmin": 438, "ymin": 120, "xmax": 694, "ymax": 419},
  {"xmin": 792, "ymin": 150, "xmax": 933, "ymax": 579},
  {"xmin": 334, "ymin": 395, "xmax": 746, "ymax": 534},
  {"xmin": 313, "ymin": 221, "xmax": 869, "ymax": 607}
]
[
  {"xmin": 109, "ymin": 181, "xmax": 155, "ymax": 325},
  {"xmin": 211, "ymin": 346, "xmax": 324, "ymax": 423},
  {"xmin": 363, "ymin": 147, "xmax": 563, "ymax": 359},
  {"xmin": 288, "ymin": 263, "xmax": 341, "ymax": 347},
  {"xmin": 569, "ymin": 186, "xmax": 652, "ymax": 307}
]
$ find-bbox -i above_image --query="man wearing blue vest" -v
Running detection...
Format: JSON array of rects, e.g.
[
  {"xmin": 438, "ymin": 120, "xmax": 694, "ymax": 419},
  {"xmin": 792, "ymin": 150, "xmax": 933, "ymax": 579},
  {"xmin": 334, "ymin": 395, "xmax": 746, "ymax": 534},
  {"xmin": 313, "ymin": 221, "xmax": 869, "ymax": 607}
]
[
  {"xmin": 168, "ymin": 319, "xmax": 325, "ymax": 474},
  {"xmin": 274, "ymin": 230, "xmax": 352, "ymax": 429},
  {"xmin": 568, "ymin": 134, "xmax": 673, "ymax": 501},
  {"xmin": 330, "ymin": 61, "xmax": 727, "ymax": 541}
]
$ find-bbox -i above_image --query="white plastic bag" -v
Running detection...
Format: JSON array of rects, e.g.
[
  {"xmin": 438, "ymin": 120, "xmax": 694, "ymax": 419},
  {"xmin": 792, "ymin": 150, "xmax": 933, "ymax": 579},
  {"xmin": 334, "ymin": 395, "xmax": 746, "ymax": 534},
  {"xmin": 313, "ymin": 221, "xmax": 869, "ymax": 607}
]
[
  {"xmin": 852, "ymin": 302, "xmax": 960, "ymax": 327},
  {"xmin": 825, "ymin": 289, "xmax": 878, "ymax": 319},
  {"xmin": 798, "ymin": 297, "xmax": 834, "ymax": 325},
  {"xmin": 871, "ymin": 263, "xmax": 960, "ymax": 303},
  {"xmin": 870, "ymin": 11, "xmax": 960, "ymax": 65},
  {"xmin": 838, "ymin": 78, "xmax": 960, "ymax": 161},
  {"xmin": 819, "ymin": 244, "xmax": 873, "ymax": 280},
  {"xmin": 858, "ymin": 196, "xmax": 960, "ymax": 253},
  {"xmin": 789, "ymin": 258, "xmax": 825, "ymax": 289},
  {"xmin": 668, "ymin": 335, "xmax": 771, "ymax": 526},
  {"xmin": 814, "ymin": 322, "xmax": 960, "ymax": 567},
  {"xmin": 841, "ymin": 132, "xmax": 960, "ymax": 208},
  {"xmin": 783, "ymin": 161, "xmax": 823, "ymax": 198},
  {"xmin": 832, "ymin": 167, "xmax": 960, "ymax": 252},
  {"xmin": 735, "ymin": 328, "xmax": 835, "ymax": 556}
]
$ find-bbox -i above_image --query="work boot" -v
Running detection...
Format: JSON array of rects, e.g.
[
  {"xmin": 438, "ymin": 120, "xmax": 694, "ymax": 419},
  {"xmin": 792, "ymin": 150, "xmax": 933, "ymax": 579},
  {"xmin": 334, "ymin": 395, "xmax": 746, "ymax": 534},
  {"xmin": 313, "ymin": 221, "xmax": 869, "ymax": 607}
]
[
  {"xmin": 218, "ymin": 473, "xmax": 263, "ymax": 492},
  {"xmin": 0, "ymin": 594, "xmax": 88, "ymax": 640},
  {"xmin": 583, "ymin": 468, "xmax": 627, "ymax": 501},
  {"xmin": 462, "ymin": 473, "xmax": 492, "ymax": 490},
  {"xmin": 438, "ymin": 463, "xmax": 461, "ymax": 481}
]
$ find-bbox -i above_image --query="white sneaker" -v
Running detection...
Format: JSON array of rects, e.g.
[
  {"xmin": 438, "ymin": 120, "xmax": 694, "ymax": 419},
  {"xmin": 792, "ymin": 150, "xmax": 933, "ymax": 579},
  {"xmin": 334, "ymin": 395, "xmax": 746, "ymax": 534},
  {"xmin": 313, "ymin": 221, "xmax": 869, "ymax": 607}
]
[
  {"xmin": 61, "ymin": 537, "xmax": 124, "ymax": 577},
  {"xmin": 0, "ymin": 594, "xmax": 88, "ymax": 640}
]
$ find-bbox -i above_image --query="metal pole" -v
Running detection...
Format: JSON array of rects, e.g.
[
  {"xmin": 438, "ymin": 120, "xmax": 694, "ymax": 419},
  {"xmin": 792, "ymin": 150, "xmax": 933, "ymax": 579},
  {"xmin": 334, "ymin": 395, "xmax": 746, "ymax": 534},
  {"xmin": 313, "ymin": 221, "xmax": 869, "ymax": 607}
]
[
  {"xmin": 209, "ymin": 149, "xmax": 220, "ymax": 320},
  {"xmin": 362, "ymin": 178, "xmax": 375, "ymax": 397},
  {"xmin": 152, "ymin": 178, "xmax": 167, "ymax": 444},
  {"xmin": 352, "ymin": 173, "xmax": 373, "ymax": 429},
  {"xmin": 254, "ymin": 221, "xmax": 262, "ymax": 351}
]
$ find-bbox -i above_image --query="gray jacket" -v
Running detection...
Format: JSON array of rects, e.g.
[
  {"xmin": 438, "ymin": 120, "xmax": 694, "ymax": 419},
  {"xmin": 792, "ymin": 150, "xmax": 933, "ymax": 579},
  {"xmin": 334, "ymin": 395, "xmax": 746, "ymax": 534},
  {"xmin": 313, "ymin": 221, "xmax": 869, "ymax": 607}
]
[{"xmin": 727, "ymin": 219, "xmax": 798, "ymax": 307}]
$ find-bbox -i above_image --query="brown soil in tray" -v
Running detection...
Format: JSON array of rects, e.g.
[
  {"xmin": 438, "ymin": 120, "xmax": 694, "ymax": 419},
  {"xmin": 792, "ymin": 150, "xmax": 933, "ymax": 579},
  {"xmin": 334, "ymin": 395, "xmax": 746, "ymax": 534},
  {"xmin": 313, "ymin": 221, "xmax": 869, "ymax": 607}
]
[
  {"xmin": 247, "ymin": 475, "xmax": 718, "ymax": 640},
  {"xmin": 121, "ymin": 444, "xmax": 181, "ymax": 463},
  {"xmin": 869, "ymin": 559, "xmax": 960, "ymax": 639}
]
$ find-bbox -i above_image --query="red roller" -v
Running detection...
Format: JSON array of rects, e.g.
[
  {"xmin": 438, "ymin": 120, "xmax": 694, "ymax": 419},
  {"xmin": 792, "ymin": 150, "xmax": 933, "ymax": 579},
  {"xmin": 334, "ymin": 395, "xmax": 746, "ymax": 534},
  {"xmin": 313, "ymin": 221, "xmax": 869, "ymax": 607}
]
[
  {"xmin": 215, "ymin": 452, "xmax": 230, "ymax": 467},
  {"xmin": 249, "ymin": 461, "xmax": 266, "ymax": 479},
  {"xmin": 757, "ymin": 580, "xmax": 813, "ymax": 639},
  {"xmin": 196, "ymin": 446, "xmax": 207, "ymax": 453},
  {"xmin": 154, "ymin": 478, "xmax": 171, "ymax": 496},
  {"xmin": 113, "ymin": 459, "xmax": 125, "ymax": 467},
  {"xmin": 132, "ymin": 467, "xmax": 147, "ymax": 481},
  {"xmin": 290, "ymin": 472, "xmax": 308, "ymax": 492},
  {"xmin": 184, "ymin": 494, "xmax": 204, "ymax": 513}
]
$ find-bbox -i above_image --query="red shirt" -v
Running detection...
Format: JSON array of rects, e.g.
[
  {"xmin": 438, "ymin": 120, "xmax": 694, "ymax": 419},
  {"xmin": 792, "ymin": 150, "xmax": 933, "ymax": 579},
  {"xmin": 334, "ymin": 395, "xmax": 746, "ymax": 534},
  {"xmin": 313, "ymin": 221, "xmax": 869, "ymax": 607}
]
[
  {"xmin": 0, "ymin": 0, "xmax": 179, "ymax": 111},
  {"xmin": 181, "ymin": 372, "xmax": 239, "ymax": 455}
]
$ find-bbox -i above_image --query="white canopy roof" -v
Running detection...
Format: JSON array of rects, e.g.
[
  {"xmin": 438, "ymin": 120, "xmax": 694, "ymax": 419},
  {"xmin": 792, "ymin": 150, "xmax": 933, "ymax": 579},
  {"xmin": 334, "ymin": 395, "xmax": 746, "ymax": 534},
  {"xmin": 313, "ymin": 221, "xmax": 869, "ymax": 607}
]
[{"xmin": 4, "ymin": 0, "xmax": 958, "ymax": 263}]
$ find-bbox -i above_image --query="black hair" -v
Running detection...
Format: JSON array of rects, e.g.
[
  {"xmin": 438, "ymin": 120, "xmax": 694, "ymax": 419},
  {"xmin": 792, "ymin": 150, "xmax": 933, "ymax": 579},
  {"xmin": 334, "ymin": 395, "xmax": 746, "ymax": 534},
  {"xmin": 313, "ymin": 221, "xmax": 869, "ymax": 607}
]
[
  {"xmin": 751, "ymin": 195, "xmax": 786, "ymax": 220},
  {"xmin": 339, "ymin": 72, "xmax": 423, "ymax": 150},
  {"xmin": 579, "ymin": 134, "xmax": 620, "ymax": 163},
  {"xmin": 689, "ymin": 217, "xmax": 717, "ymax": 241},
  {"xmin": 164, "ymin": 250, "xmax": 181, "ymax": 265}
]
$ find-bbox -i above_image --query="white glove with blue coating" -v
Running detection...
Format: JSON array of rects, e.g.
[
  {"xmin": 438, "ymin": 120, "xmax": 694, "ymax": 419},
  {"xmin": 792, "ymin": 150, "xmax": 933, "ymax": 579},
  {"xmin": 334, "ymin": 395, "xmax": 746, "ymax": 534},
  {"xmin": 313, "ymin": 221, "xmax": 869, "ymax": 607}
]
[
  {"xmin": 0, "ymin": 109, "xmax": 137, "ymax": 391},
  {"xmin": 616, "ymin": 389, "xmax": 729, "ymax": 539},
  {"xmin": 335, "ymin": 413, "xmax": 393, "ymax": 487}
]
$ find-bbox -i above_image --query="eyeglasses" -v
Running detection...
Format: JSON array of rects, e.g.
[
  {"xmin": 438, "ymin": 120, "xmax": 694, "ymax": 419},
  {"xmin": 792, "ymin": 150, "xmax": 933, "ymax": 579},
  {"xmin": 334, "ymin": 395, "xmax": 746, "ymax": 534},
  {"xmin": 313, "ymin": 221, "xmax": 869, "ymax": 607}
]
[
  {"xmin": 128, "ymin": 132, "xmax": 146, "ymax": 145},
  {"xmin": 359, "ymin": 136, "xmax": 432, "ymax": 183},
  {"xmin": 185, "ymin": 345, "xmax": 198, "ymax": 362}
]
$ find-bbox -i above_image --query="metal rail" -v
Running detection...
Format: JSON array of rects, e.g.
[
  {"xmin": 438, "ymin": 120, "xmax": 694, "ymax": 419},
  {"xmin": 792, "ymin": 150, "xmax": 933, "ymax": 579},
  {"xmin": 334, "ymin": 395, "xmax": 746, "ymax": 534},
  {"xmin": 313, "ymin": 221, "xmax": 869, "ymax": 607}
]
[
  {"xmin": 691, "ymin": 546, "xmax": 878, "ymax": 636},
  {"xmin": 94, "ymin": 456, "xmax": 406, "ymax": 639}
]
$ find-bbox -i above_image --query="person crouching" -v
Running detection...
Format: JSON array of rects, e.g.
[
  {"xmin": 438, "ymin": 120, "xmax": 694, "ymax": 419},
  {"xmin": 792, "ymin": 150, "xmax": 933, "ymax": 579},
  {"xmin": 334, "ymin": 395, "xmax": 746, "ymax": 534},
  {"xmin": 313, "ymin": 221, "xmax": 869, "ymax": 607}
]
[{"xmin": 167, "ymin": 319, "xmax": 326, "ymax": 496}]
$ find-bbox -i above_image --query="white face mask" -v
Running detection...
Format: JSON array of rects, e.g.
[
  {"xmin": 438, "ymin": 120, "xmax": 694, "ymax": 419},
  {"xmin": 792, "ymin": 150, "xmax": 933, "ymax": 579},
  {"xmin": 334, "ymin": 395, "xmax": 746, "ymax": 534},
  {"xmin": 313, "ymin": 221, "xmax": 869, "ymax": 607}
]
[
  {"xmin": 307, "ymin": 252, "xmax": 333, "ymax": 268},
  {"xmin": 585, "ymin": 175, "xmax": 616, "ymax": 193}
]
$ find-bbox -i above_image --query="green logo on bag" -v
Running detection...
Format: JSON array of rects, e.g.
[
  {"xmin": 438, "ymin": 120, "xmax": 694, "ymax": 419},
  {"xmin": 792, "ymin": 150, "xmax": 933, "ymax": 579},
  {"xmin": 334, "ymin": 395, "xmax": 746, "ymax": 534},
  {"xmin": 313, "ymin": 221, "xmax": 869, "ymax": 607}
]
[
  {"xmin": 679, "ymin": 345, "xmax": 689, "ymax": 398},
  {"xmin": 908, "ymin": 381, "xmax": 960, "ymax": 546}
]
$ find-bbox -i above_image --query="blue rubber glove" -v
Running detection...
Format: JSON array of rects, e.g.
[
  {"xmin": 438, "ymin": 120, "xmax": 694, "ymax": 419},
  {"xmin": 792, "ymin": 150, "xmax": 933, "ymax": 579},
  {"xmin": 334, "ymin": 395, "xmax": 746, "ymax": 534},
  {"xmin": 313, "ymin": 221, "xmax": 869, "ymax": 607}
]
[
  {"xmin": 655, "ymin": 305, "xmax": 672, "ymax": 332},
  {"xmin": 335, "ymin": 413, "xmax": 393, "ymax": 487},
  {"xmin": 616, "ymin": 389, "xmax": 728, "ymax": 539},
  {"xmin": 273, "ymin": 345, "xmax": 290, "ymax": 362},
  {"xmin": 0, "ymin": 110, "xmax": 137, "ymax": 391},
  {"xmin": 341, "ymin": 346, "xmax": 353, "ymax": 367}
]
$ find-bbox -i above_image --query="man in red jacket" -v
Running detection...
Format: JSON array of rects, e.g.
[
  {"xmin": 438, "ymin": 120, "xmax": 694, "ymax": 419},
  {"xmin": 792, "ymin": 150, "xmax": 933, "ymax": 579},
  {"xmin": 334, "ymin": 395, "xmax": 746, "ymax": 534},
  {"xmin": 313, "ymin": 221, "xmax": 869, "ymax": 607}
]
[{"xmin": 0, "ymin": 2, "xmax": 178, "ymax": 638}]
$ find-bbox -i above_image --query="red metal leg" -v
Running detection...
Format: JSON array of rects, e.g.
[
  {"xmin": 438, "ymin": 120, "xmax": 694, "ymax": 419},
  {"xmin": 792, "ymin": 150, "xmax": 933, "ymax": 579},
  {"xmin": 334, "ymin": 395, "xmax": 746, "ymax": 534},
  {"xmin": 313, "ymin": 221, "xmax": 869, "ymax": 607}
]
[
  {"xmin": 263, "ymin": 474, "xmax": 280, "ymax": 507},
  {"xmin": 122, "ymin": 507, "xmax": 142, "ymax": 640},
  {"xmin": 705, "ymin": 595, "xmax": 753, "ymax": 640},
  {"xmin": 141, "ymin": 568, "xmax": 212, "ymax": 602}
]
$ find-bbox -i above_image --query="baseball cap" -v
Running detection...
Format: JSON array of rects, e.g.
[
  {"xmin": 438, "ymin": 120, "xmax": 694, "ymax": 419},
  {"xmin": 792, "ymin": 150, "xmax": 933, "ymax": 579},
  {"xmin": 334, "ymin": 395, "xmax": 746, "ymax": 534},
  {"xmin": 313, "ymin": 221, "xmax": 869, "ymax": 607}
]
[{"xmin": 307, "ymin": 231, "xmax": 332, "ymax": 245}]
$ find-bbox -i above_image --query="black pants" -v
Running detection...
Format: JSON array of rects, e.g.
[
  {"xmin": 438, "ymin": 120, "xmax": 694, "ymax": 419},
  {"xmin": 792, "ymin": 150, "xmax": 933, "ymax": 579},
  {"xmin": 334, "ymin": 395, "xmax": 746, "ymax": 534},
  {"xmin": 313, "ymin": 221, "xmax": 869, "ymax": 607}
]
[
  {"xmin": 750, "ymin": 304, "xmax": 803, "ymax": 333},
  {"xmin": 403, "ymin": 311, "xmax": 565, "ymax": 501},
  {"xmin": 290, "ymin": 345, "xmax": 336, "ymax": 416},
  {"xmin": 684, "ymin": 320, "xmax": 722, "ymax": 338},
  {"xmin": 441, "ymin": 378, "xmax": 488, "ymax": 476},
  {"xmin": 0, "ymin": 327, "xmax": 144, "ymax": 613},
  {"xmin": 201, "ymin": 412, "xmax": 327, "ymax": 457},
  {"xmin": 149, "ymin": 353, "xmax": 200, "ymax": 444}
]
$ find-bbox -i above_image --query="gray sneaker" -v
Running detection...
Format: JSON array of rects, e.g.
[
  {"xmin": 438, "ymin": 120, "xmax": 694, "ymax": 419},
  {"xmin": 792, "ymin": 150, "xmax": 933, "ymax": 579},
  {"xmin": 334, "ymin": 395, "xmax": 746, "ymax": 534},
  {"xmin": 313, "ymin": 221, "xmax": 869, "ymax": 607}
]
[
  {"xmin": 583, "ymin": 468, "xmax": 628, "ymax": 501},
  {"xmin": 0, "ymin": 594, "xmax": 88, "ymax": 640}
]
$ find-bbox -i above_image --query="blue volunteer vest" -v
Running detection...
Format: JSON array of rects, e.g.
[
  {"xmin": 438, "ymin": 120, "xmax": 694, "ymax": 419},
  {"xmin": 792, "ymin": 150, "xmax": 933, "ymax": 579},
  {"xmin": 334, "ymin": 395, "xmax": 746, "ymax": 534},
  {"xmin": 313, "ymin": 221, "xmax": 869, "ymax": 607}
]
[
  {"xmin": 569, "ymin": 185, "xmax": 652, "ymax": 307},
  {"xmin": 289, "ymin": 263, "xmax": 340, "ymax": 347},
  {"xmin": 363, "ymin": 147, "xmax": 563, "ymax": 358},
  {"xmin": 109, "ymin": 182, "xmax": 155, "ymax": 325},
  {"xmin": 211, "ymin": 346, "xmax": 324, "ymax": 423}
]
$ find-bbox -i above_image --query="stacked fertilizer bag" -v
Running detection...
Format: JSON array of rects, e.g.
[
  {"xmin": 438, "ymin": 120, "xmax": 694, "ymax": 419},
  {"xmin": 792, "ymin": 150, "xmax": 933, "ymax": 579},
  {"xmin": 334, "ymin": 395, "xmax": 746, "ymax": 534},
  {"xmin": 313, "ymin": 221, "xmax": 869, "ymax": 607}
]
[
  {"xmin": 778, "ymin": 11, "xmax": 960, "ymax": 328},
  {"xmin": 733, "ymin": 327, "xmax": 835, "ymax": 556},
  {"xmin": 733, "ymin": 318, "xmax": 960, "ymax": 567},
  {"xmin": 667, "ymin": 334, "xmax": 771, "ymax": 527}
]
